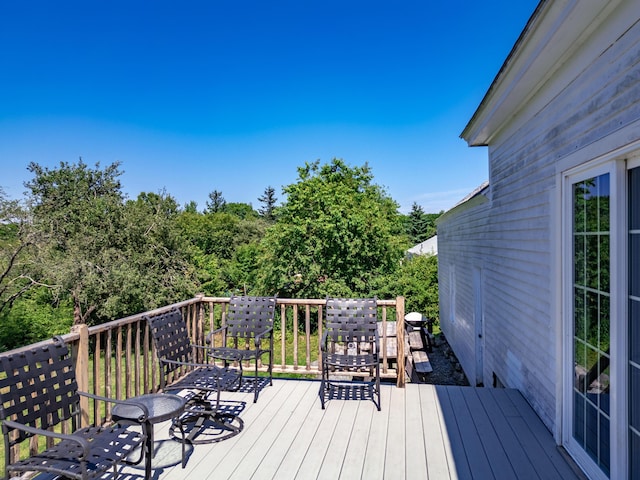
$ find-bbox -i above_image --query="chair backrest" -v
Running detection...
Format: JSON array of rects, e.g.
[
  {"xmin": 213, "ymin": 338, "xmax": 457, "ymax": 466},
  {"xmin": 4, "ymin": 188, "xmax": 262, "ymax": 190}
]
[
  {"xmin": 147, "ymin": 308, "xmax": 192, "ymax": 375},
  {"xmin": 0, "ymin": 337, "xmax": 80, "ymax": 445},
  {"xmin": 226, "ymin": 296, "xmax": 276, "ymax": 338},
  {"xmin": 325, "ymin": 297, "xmax": 378, "ymax": 343}
]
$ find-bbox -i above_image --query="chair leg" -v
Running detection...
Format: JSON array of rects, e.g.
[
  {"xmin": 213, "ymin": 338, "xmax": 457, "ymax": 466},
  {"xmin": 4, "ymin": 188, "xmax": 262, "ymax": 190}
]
[
  {"xmin": 319, "ymin": 362, "xmax": 327, "ymax": 409},
  {"xmin": 375, "ymin": 363, "xmax": 381, "ymax": 411},
  {"xmin": 145, "ymin": 420, "xmax": 153, "ymax": 479},
  {"xmin": 253, "ymin": 360, "xmax": 259, "ymax": 403}
]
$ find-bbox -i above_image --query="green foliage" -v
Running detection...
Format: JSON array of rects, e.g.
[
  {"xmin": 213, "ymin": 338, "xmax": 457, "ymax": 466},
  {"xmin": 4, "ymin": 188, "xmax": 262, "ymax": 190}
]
[
  {"xmin": 23, "ymin": 161, "xmax": 196, "ymax": 325},
  {"xmin": 405, "ymin": 202, "xmax": 441, "ymax": 244},
  {"xmin": 224, "ymin": 202, "xmax": 258, "ymax": 219},
  {"xmin": 206, "ymin": 190, "xmax": 226, "ymax": 213},
  {"xmin": 255, "ymin": 159, "xmax": 407, "ymax": 298},
  {"xmin": 177, "ymin": 209, "xmax": 267, "ymax": 295},
  {"xmin": 0, "ymin": 158, "xmax": 442, "ymax": 350},
  {"xmin": 374, "ymin": 253, "xmax": 439, "ymax": 322},
  {"xmin": 258, "ymin": 186, "xmax": 278, "ymax": 221},
  {"xmin": 0, "ymin": 188, "xmax": 41, "ymax": 315},
  {"xmin": 114, "ymin": 192, "xmax": 197, "ymax": 317},
  {"xmin": 0, "ymin": 288, "xmax": 73, "ymax": 351},
  {"xmin": 25, "ymin": 159, "xmax": 128, "ymax": 324}
]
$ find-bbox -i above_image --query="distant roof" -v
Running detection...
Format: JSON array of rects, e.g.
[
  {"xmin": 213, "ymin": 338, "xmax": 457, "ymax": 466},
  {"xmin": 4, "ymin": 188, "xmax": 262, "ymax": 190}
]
[
  {"xmin": 407, "ymin": 235, "xmax": 437, "ymax": 257},
  {"xmin": 451, "ymin": 180, "xmax": 490, "ymax": 209}
]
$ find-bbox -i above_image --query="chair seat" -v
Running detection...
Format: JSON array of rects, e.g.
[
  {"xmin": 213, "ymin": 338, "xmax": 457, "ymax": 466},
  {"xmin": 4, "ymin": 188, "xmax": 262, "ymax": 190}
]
[
  {"xmin": 9, "ymin": 425, "xmax": 143, "ymax": 480},
  {"xmin": 324, "ymin": 352, "xmax": 378, "ymax": 370},
  {"xmin": 168, "ymin": 365, "xmax": 241, "ymax": 393}
]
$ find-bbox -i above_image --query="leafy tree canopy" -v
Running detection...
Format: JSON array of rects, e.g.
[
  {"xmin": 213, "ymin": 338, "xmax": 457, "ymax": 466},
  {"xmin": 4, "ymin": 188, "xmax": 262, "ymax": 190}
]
[
  {"xmin": 24, "ymin": 161, "xmax": 196, "ymax": 325},
  {"xmin": 0, "ymin": 187, "xmax": 42, "ymax": 315},
  {"xmin": 255, "ymin": 159, "xmax": 408, "ymax": 298},
  {"xmin": 224, "ymin": 202, "xmax": 258, "ymax": 219}
]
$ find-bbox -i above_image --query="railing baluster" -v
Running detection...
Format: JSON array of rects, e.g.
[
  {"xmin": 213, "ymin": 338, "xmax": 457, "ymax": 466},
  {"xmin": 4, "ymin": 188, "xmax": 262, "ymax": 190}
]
[
  {"xmin": 105, "ymin": 331, "xmax": 113, "ymax": 420},
  {"xmin": 94, "ymin": 331, "xmax": 101, "ymax": 424},
  {"xmin": 280, "ymin": 303, "xmax": 286, "ymax": 371},
  {"xmin": 125, "ymin": 323, "xmax": 132, "ymax": 399},
  {"xmin": 396, "ymin": 296, "xmax": 405, "ymax": 388},
  {"xmin": 382, "ymin": 306, "xmax": 388, "ymax": 375},
  {"xmin": 293, "ymin": 304, "xmax": 298, "ymax": 370},
  {"xmin": 116, "ymin": 326, "xmax": 123, "ymax": 400},
  {"xmin": 143, "ymin": 321, "xmax": 150, "ymax": 394},
  {"xmin": 305, "ymin": 305, "xmax": 311, "ymax": 369},
  {"xmin": 317, "ymin": 304, "xmax": 323, "ymax": 373}
]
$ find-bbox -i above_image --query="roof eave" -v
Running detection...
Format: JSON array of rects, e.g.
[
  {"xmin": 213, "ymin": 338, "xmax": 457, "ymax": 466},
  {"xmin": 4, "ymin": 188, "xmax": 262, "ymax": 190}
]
[{"xmin": 461, "ymin": 0, "xmax": 622, "ymax": 147}]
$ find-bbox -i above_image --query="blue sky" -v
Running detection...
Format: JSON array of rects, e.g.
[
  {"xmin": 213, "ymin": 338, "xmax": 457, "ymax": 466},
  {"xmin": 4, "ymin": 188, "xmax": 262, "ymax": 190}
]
[{"xmin": 0, "ymin": 1, "xmax": 539, "ymax": 213}]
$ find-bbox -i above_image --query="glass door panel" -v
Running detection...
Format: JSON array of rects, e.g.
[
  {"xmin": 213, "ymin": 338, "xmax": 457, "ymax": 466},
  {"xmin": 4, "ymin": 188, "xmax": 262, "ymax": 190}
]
[{"xmin": 572, "ymin": 173, "xmax": 611, "ymax": 476}]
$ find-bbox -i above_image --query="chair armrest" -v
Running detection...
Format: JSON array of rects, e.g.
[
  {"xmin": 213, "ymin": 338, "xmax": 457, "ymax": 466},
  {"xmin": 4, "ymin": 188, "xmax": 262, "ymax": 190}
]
[
  {"xmin": 160, "ymin": 357, "xmax": 224, "ymax": 371},
  {"xmin": 2, "ymin": 419, "xmax": 91, "ymax": 459},
  {"xmin": 77, "ymin": 391, "xmax": 149, "ymax": 423},
  {"xmin": 320, "ymin": 330, "xmax": 329, "ymax": 352},
  {"xmin": 254, "ymin": 327, "xmax": 273, "ymax": 348},
  {"xmin": 206, "ymin": 325, "xmax": 228, "ymax": 344}
]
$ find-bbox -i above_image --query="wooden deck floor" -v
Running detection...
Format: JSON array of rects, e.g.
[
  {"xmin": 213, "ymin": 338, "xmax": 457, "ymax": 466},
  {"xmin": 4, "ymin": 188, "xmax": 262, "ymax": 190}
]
[{"xmin": 120, "ymin": 379, "xmax": 585, "ymax": 480}]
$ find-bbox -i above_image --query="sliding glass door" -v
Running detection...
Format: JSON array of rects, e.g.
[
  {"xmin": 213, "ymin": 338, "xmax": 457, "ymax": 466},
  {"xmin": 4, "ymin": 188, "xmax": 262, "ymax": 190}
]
[{"xmin": 565, "ymin": 159, "xmax": 639, "ymax": 479}]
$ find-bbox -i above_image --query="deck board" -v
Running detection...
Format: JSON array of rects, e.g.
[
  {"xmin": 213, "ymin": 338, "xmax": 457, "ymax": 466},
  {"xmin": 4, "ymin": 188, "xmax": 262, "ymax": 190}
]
[
  {"xmin": 435, "ymin": 385, "xmax": 474, "ymax": 479},
  {"xmin": 338, "ymin": 400, "xmax": 374, "ymax": 479},
  {"xmin": 419, "ymin": 383, "xmax": 452, "ymax": 479},
  {"xmin": 404, "ymin": 384, "xmax": 428, "ymax": 479},
  {"xmin": 119, "ymin": 380, "xmax": 585, "ymax": 480},
  {"xmin": 461, "ymin": 387, "xmax": 517, "ymax": 479},
  {"xmin": 360, "ymin": 385, "xmax": 392, "ymax": 480},
  {"xmin": 474, "ymin": 387, "xmax": 540, "ymax": 480}
]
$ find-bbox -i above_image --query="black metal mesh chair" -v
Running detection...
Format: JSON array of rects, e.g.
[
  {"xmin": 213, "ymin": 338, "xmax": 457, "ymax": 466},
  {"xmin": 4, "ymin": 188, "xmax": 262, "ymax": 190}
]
[
  {"xmin": 208, "ymin": 296, "xmax": 276, "ymax": 403},
  {"xmin": 146, "ymin": 308, "xmax": 243, "ymax": 444},
  {"xmin": 0, "ymin": 336, "xmax": 149, "ymax": 480},
  {"xmin": 320, "ymin": 297, "xmax": 381, "ymax": 410}
]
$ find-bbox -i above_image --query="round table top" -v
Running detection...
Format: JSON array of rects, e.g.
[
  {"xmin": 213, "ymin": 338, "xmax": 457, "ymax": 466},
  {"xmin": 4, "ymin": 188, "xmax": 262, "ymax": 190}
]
[{"xmin": 112, "ymin": 393, "xmax": 187, "ymax": 424}]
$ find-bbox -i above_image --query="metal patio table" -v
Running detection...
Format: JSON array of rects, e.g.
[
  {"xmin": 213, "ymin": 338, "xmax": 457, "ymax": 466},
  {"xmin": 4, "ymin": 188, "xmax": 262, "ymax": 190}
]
[{"xmin": 112, "ymin": 393, "xmax": 188, "ymax": 476}]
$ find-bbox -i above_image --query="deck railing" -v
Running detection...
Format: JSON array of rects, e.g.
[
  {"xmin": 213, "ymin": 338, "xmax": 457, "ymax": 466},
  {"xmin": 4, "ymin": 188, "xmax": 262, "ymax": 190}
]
[{"xmin": 1, "ymin": 296, "xmax": 404, "ymax": 466}]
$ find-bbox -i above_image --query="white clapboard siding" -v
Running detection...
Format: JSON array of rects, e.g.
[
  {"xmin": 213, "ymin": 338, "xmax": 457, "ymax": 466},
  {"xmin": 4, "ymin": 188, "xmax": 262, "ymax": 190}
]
[{"xmin": 438, "ymin": 3, "xmax": 640, "ymax": 431}]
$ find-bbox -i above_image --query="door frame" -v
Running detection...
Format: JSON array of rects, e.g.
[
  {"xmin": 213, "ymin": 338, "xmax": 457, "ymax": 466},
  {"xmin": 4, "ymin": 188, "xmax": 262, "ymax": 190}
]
[{"xmin": 561, "ymin": 157, "xmax": 628, "ymax": 479}]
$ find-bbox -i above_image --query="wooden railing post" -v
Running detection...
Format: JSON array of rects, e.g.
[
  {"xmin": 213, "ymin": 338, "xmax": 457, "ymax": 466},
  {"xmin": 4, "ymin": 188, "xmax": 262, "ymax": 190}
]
[
  {"xmin": 195, "ymin": 294, "xmax": 205, "ymax": 358},
  {"xmin": 396, "ymin": 296, "xmax": 405, "ymax": 388},
  {"xmin": 71, "ymin": 323, "xmax": 90, "ymax": 427}
]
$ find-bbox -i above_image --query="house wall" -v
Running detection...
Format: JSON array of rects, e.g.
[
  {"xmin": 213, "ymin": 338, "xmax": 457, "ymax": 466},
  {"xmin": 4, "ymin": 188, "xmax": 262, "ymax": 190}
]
[{"xmin": 439, "ymin": 1, "xmax": 640, "ymax": 432}]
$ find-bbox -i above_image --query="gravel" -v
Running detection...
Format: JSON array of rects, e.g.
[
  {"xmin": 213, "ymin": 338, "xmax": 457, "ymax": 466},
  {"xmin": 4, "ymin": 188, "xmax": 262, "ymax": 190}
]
[{"xmin": 420, "ymin": 332, "xmax": 469, "ymax": 386}]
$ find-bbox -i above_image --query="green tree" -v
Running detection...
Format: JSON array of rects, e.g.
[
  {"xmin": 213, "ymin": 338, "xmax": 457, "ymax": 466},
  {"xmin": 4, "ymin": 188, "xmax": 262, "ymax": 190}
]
[
  {"xmin": 25, "ymin": 160, "xmax": 126, "ymax": 324},
  {"xmin": 117, "ymin": 191, "xmax": 197, "ymax": 317},
  {"xmin": 407, "ymin": 202, "xmax": 429, "ymax": 244},
  {"xmin": 374, "ymin": 254, "xmax": 439, "ymax": 322},
  {"xmin": 258, "ymin": 186, "xmax": 278, "ymax": 221},
  {"xmin": 177, "ymin": 208, "xmax": 267, "ymax": 295},
  {"xmin": 183, "ymin": 200, "xmax": 199, "ymax": 213},
  {"xmin": 255, "ymin": 159, "xmax": 407, "ymax": 298},
  {"xmin": 224, "ymin": 202, "xmax": 258, "ymax": 219},
  {"xmin": 206, "ymin": 190, "xmax": 226, "ymax": 213},
  {"xmin": 406, "ymin": 203, "xmax": 440, "ymax": 244},
  {"xmin": 25, "ymin": 160, "xmax": 196, "ymax": 325},
  {"xmin": 0, "ymin": 288, "xmax": 73, "ymax": 351},
  {"xmin": 0, "ymin": 188, "xmax": 42, "ymax": 315}
]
